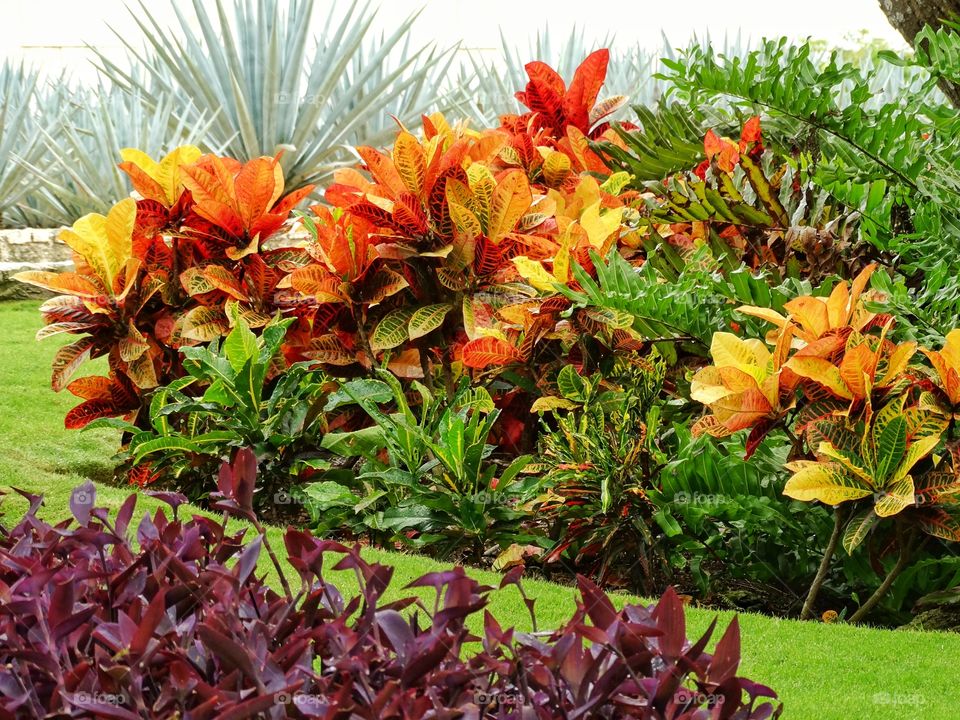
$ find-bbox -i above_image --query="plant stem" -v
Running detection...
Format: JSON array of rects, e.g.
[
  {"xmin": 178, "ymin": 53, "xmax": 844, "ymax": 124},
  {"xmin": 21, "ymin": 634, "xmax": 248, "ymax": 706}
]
[
  {"xmin": 849, "ymin": 529, "xmax": 920, "ymax": 625},
  {"xmin": 801, "ymin": 507, "xmax": 846, "ymax": 620},
  {"xmin": 252, "ymin": 518, "xmax": 293, "ymax": 601}
]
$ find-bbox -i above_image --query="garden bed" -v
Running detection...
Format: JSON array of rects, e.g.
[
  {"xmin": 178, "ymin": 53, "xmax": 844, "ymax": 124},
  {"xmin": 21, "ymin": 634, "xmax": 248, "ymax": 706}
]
[{"xmin": 3, "ymin": 297, "xmax": 960, "ymax": 720}]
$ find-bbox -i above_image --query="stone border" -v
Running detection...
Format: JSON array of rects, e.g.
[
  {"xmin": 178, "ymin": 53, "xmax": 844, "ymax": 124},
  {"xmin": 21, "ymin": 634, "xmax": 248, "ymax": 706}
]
[{"xmin": 0, "ymin": 228, "xmax": 72, "ymax": 300}]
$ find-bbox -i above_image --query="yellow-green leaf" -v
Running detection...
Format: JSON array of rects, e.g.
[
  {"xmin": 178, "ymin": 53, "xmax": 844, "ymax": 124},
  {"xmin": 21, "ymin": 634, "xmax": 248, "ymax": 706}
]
[
  {"xmin": 875, "ymin": 476, "xmax": 915, "ymax": 517},
  {"xmin": 783, "ymin": 461, "xmax": 872, "ymax": 505},
  {"xmin": 370, "ymin": 309, "xmax": 415, "ymax": 352},
  {"xmin": 408, "ymin": 303, "xmax": 451, "ymax": 340},
  {"xmin": 513, "ymin": 256, "xmax": 556, "ymax": 292},
  {"xmin": 531, "ymin": 396, "xmax": 578, "ymax": 413}
]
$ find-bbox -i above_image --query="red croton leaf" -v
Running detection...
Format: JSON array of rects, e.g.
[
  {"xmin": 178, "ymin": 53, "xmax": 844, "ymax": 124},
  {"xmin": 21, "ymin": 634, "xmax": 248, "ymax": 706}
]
[{"xmin": 563, "ymin": 49, "xmax": 609, "ymax": 132}]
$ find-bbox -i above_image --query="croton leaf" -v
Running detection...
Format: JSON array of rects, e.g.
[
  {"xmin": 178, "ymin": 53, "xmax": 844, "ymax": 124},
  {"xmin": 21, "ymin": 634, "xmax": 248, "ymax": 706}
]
[
  {"xmin": 371, "ymin": 309, "xmax": 416, "ymax": 352},
  {"xmin": 462, "ymin": 337, "xmax": 522, "ymax": 369},
  {"xmin": 408, "ymin": 304, "xmax": 451, "ymax": 340},
  {"xmin": 783, "ymin": 461, "xmax": 873, "ymax": 505}
]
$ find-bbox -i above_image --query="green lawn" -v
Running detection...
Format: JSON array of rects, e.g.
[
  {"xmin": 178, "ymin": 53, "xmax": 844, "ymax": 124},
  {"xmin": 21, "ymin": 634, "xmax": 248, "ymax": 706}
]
[{"xmin": 1, "ymin": 298, "xmax": 957, "ymax": 719}]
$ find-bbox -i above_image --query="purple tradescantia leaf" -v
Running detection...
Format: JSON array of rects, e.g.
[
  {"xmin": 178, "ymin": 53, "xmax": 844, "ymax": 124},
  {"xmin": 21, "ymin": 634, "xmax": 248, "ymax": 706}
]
[
  {"xmin": 235, "ymin": 535, "xmax": 262, "ymax": 585},
  {"xmin": 652, "ymin": 586, "xmax": 686, "ymax": 659},
  {"xmin": 576, "ymin": 573, "xmax": 618, "ymax": 631},
  {"xmin": 69, "ymin": 481, "xmax": 96, "ymax": 526},
  {"xmin": 708, "ymin": 616, "xmax": 742, "ymax": 684},
  {"xmin": 0, "ymin": 486, "xmax": 781, "ymax": 719},
  {"xmin": 143, "ymin": 490, "xmax": 188, "ymax": 513}
]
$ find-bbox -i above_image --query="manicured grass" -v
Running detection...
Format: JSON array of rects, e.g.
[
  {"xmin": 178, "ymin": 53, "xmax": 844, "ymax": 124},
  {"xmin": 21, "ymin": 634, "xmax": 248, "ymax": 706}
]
[{"xmin": 1, "ymin": 298, "xmax": 957, "ymax": 719}]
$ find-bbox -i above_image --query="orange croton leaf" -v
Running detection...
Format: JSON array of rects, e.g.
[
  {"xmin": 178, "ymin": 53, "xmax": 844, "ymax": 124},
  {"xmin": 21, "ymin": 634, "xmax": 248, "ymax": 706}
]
[
  {"xmin": 462, "ymin": 336, "xmax": 523, "ymax": 369},
  {"xmin": 923, "ymin": 329, "xmax": 960, "ymax": 406},
  {"xmin": 180, "ymin": 154, "xmax": 314, "ymax": 242},
  {"xmin": 563, "ymin": 49, "xmax": 609, "ymax": 131},
  {"xmin": 739, "ymin": 116, "xmax": 763, "ymax": 151},
  {"xmin": 704, "ymin": 129, "xmax": 740, "ymax": 173},
  {"xmin": 512, "ymin": 49, "xmax": 619, "ymax": 138},
  {"xmin": 739, "ymin": 264, "xmax": 880, "ymax": 345},
  {"xmin": 785, "ymin": 329, "xmax": 917, "ymax": 404},
  {"xmin": 63, "ymin": 371, "xmax": 139, "ymax": 430}
]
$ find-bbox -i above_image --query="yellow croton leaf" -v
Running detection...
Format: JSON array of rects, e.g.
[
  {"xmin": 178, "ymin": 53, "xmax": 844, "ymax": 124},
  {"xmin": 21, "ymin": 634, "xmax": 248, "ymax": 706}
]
[
  {"xmin": 691, "ymin": 326, "xmax": 796, "ymax": 434},
  {"xmin": 541, "ymin": 150, "xmax": 572, "ymax": 187},
  {"xmin": 488, "ymin": 170, "xmax": 532, "ymax": 244},
  {"xmin": 59, "ymin": 198, "xmax": 137, "ymax": 293},
  {"xmin": 783, "ymin": 461, "xmax": 873, "ymax": 505},
  {"xmin": 579, "ymin": 201, "xmax": 623, "ymax": 248},
  {"xmin": 923, "ymin": 329, "xmax": 960, "ymax": 406},
  {"xmin": 392, "ymin": 131, "xmax": 426, "ymax": 196},
  {"xmin": 874, "ymin": 476, "xmax": 916, "ymax": 517},
  {"xmin": 707, "ymin": 333, "xmax": 771, "ymax": 380},
  {"xmin": 512, "ymin": 256, "xmax": 557, "ymax": 292},
  {"xmin": 119, "ymin": 145, "xmax": 202, "ymax": 206},
  {"xmin": 552, "ymin": 226, "xmax": 575, "ymax": 284}
]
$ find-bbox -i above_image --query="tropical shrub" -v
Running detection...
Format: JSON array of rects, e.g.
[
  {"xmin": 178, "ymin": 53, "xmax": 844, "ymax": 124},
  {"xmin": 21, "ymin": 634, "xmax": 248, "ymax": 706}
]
[
  {"xmin": 15, "ymin": 150, "xmax": 314, "ymax": 428},
  {"xmin": 530, "ymin": 356, "xmax": 668, "ymax": 591},
  {"xmin": 304, "ymin": 370, "xmax": 538, "ymax": 560},
  {"xmin": 0, "ymin": 465, "xmax": 782, "ymax": 719},
  {"xmin": 113, "ymin": 311, "xmax": 331, "ymax": 505},
  {"xmin": 654, "ymin": 427, "xmax": 815, "ymax": 600},
  {"xmin": 656, "ymin": 32, "xmax": 960, "ymax": 339},
  {"xmin": 691, "ymin": 268, "xmax": 960, "ymax": 621},
  {"xmin": 22, "ymin": 32, "xmax": 960, "ymax": 625}
]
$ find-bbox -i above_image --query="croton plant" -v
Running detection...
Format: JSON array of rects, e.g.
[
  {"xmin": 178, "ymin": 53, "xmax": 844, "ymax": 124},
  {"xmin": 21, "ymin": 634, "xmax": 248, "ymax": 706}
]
[
  {"xmin": 15, "ymin": 148, "xmax": 314, "ymax": 428},
  {"xmin": 691, "ymin": 265, "xmax": 960, "ymax": 618},
  {"xmin": 15, "ymin": 51, "xmax": 642, "ymax": 437}
]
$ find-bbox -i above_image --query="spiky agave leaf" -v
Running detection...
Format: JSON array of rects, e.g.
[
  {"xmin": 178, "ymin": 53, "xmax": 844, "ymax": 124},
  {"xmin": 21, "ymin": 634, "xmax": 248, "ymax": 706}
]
[
  {"xmin": 0, "ymin": 60, "xmax": 49, "ymax": 227},
  {"xmin": 14, "ymin": 81, "xmax": 216, "ymax": 227},
  {"xmin": 94, "ymin": 0, "xmax": 456, "ymax": 191}
]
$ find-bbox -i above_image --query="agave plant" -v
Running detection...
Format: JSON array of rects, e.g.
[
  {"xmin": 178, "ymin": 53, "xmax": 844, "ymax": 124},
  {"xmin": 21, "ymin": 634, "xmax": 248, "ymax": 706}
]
[
  {"xmin": 15, "ymin": 82, "xmax": 216, "ymax": 227},
  {"xmin": 95, "ymin": 0, "xmax": 456, "ymax": 191},
  {"xmin": 0, "ymin": 61, "xmax": 48, "ymax": 228}
]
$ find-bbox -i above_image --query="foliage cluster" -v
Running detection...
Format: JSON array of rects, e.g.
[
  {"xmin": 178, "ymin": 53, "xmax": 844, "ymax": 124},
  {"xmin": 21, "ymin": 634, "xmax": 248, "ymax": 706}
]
[
  {"xmin": 0, "ymin": 462, "xmax": 782, "ymax": 718},
  {"xmin": 21, "ymin": 28, "xmax": 960, "ymax": 626}
]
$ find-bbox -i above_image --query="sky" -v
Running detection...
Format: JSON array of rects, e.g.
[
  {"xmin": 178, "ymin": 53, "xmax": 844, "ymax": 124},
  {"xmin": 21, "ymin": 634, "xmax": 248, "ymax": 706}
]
[{"xmin": 2, "ymin": 0, "xmax": 907, "ymax": 79}]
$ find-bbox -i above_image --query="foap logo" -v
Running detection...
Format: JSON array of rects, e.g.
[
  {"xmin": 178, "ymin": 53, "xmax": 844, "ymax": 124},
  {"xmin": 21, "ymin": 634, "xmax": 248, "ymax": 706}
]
[
  {"xmin": 474, "ymin": 690, "xmax": 520, "ymax": 707},
  {"xmin": 672, "ymin": 491, "xmax": 724, "ymax": 507},
  {"xmin": 675, "ymin": 689, "xmax": 725, "ymax": 706},
  {"xmin": 275, "ymin": 691, "xmax": 325, "ymax": 710},
  {"xmin": 71, "ymin": 486, "xmax": 93, "ymax": 507},
  {"xmin": 72, "ymin": 691, "xmax": 129, "ymax": 707},
  {"xmin": 873, "ymin": 692, "xmax": 926, "ymax": 707},
  {"xmin": 274, "ymin": 489, "xmax": 304, "ymax": 506},
  {"xmin": 468, "ymin": 491, "xmax": 522, "ymax": 506}
]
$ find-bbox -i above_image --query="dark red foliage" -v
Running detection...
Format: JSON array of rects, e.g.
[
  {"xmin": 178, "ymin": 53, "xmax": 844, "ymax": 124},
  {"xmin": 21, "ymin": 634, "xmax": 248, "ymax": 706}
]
[{"xmin": 0, "ymin": 468, "xmax": 782, "ymax": 719}]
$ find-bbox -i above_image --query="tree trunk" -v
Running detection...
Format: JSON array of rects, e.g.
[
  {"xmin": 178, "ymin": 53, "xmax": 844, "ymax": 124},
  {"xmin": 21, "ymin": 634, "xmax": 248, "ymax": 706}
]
[{"xmin": 879, "ymin": 0, "xmax": 960, "ymax": 105}]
